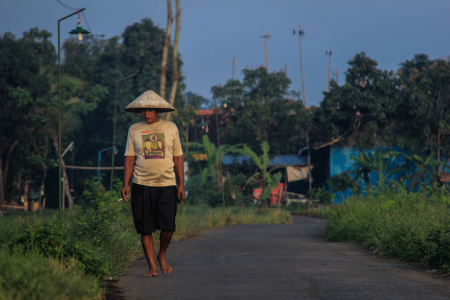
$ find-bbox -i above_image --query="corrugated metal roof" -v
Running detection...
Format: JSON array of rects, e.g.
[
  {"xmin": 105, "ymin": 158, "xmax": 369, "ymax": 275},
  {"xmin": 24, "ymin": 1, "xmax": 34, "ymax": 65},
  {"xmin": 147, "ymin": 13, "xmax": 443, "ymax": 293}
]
[{"xmin": 222, "ymin": 154, "xmax": 308, "ymax": 166}]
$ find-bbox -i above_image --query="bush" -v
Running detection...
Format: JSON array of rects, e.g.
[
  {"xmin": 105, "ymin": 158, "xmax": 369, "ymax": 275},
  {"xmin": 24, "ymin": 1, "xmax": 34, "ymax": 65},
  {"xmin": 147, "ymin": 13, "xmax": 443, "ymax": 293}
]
[{"xmin": 308, "ymin": 187, "xmax": 335, "ymax": 204}]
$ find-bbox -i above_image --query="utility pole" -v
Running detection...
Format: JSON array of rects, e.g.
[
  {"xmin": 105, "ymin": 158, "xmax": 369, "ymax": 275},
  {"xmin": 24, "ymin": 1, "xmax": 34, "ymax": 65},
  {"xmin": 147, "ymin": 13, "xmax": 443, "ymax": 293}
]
[
  {"xmin": 326, "ymin": 50, "xmax": 332, "ymax": 92},
  {"xmin": 261, "ymin": 34, "xmax": 270, "ymax": 71},
  {"xmin": 293, "ymin": 25, "xmax": 305, "ymax": 105},
  {"xmin": 232, "ymin": 54, "xmax": 236, "ymax": 79},
  {"xmin": 333, "ymin": 69, "xmax": 339, "ymax": 85},
  {"xmin": 292, "ymin": 24, "xmax": 311, "ymax": 191}
]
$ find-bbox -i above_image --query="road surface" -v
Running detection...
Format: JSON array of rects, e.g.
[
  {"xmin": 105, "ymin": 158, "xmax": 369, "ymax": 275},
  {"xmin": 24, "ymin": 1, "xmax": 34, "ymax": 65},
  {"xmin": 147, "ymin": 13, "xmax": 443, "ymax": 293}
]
[{"xmin": 108, "ymin": 216, "xmax": 449, "ymax": 300}]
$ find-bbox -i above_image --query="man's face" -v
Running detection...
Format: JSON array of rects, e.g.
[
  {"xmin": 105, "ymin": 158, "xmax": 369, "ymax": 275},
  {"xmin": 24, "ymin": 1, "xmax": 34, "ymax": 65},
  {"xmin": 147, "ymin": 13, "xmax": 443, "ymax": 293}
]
[{"xmin": 141, "ymin": 109, "xmax": 159, "ymax": 124}]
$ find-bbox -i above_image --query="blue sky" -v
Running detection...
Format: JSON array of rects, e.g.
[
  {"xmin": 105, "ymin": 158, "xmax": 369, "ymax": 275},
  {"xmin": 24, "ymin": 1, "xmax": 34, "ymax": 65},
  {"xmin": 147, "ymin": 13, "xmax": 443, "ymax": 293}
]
[{"xmin": 1, "ymin": 0, "xmax": 449, "ymax": 107}]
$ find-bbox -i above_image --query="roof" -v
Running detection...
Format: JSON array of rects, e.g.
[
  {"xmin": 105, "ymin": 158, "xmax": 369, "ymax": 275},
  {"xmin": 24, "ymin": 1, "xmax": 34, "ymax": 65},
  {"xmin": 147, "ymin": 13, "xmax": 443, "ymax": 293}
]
[{"xmin": 222, "ymin": 154, "xmax": 308, "ymax": 166}]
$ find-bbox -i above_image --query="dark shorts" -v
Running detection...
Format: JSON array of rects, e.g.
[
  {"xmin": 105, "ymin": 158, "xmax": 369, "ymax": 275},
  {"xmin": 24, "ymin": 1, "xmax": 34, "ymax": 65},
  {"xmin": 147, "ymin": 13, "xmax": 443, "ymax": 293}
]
[{"xmin": 131, "ymin": 183, "xmax": 178, "ymax": 234}]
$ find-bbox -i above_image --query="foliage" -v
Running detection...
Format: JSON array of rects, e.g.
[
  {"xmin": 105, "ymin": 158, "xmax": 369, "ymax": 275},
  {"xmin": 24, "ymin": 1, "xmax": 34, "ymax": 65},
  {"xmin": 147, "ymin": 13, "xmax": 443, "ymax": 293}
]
[
  {"xmin": 396, "ymin": 55, "xmax": 450, "ymax": 161},
  {"xmin": 327, "ymin": 170, "xmax": 362, "ymax": 196},
  {"xmin": 350, "ymin": 148, "xmax": 402, "ymax": 190},
  {"xmin": 211, "ymin": 67, "xmax": 312, "ymax": 155},
  {"xmin": 317, "ymin": 52, "xmax": 400, "ymax": 189},
  {"xmin": 389, "ymin": 151, "xmax": 446, "ymax": 191},
  {"xmin": 307, "ymin": 187, "xmax": 335, "ymax": 204},
  {"xmin": 229, "ymin": 141, "xmax": 282, "ymax": 204},
  {"xmin": 0, "ymin": 30, "xmax": 54, "ymax": 204},
  {"xmin": 186, "ymin": 135, "xmax": 229, "ymax": 206},
  {"xmin": 325, "ymin": 187, "xmax": 450, "ymax": 273}
]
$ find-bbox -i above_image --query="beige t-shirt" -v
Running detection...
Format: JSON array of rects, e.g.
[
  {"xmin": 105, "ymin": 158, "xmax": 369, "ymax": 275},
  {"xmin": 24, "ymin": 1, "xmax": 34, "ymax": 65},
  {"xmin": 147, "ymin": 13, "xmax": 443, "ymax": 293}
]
[{"xmin": 124, "ymin": 119, "xmax": 183, "ymax": 187}]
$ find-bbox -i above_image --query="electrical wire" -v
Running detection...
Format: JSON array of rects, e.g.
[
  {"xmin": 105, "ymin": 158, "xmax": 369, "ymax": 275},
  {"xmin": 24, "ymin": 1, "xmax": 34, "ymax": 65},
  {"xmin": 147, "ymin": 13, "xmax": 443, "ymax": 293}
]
[
  {"xmin": 82, "ymin": 12, "xmax": 95, "ymax": 39},
  {"xmin": 56, "ymin": 0, "xmax": 80, "ymax": 11}
]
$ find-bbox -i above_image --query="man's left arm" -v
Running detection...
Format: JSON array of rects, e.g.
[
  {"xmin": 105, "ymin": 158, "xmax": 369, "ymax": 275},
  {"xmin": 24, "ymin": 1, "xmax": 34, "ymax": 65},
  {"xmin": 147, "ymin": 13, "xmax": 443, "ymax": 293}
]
[{"xmin": 173, "ymin": 155, "xmax": 185, "ymax": 204}]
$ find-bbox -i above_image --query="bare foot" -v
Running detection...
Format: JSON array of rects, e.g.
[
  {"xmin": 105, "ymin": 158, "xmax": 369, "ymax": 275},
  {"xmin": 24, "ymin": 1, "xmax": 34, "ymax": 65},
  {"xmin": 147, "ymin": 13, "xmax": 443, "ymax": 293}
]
[
  {"xmin": 144, "ymin": 267, "xmax": 158, "ymax": 277},
  {"xmin": 157, "ymin": 254, "xmax": 172, "ymax": 274}
]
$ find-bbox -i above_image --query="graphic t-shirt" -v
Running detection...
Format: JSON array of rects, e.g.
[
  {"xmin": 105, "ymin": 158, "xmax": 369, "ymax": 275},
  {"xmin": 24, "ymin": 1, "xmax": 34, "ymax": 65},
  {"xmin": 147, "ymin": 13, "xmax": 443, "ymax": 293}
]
[{"xmin": 124, "ymin": 120, "xmax": 183, "ymax": 187}]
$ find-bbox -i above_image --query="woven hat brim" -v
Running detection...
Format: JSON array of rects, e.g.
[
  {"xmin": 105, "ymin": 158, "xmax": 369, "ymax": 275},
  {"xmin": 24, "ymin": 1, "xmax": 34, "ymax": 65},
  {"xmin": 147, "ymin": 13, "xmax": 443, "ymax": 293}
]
[
  {"xmin": 124, "ymin": 107, "xmax": 175, "ymax": 113},
  {"xmin": 124, "ymin": 90, "xmax": 175, "ymax": 113}
]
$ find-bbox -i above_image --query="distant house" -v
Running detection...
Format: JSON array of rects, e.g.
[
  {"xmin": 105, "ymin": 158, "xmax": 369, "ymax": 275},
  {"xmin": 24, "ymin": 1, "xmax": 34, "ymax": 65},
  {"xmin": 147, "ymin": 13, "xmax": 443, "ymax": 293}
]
[
  {"xmin": 310, "ymin": 133, "xmax": 405, "ymax": 202},
  {"xmin": 222, "ymin": 154, "xmax": 311, "ymax": 195}
]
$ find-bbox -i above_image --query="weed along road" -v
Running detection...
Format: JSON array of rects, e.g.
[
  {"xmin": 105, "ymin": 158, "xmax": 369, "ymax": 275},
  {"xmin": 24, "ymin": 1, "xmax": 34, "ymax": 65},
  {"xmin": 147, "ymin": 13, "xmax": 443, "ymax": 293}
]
[{"xmin": 112, "ymin": 216, "xmax": 450, "ymax": 300}]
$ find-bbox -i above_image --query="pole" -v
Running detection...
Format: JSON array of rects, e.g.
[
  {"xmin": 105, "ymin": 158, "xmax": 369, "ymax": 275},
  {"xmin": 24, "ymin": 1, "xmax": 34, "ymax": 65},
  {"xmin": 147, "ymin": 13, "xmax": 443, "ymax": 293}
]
[
  {"xmin": 262, "ymin": 34, "xmax": 270, "ymax": 71},
  {"xmin": 214, "ymin": 98, "xmax": 225, "ymax": 208},
  {"xmin": 294, "ymin": 24, "xmax": 311, "ymax": 191},
  {"xmin": 298, "ymin": 24, "xmax": 306, "ymax": 105},
  {"xmin": 327, "ymin": 50, "xmax": 332, "ymax": 92},
  {"xmin": 232, "ymin": 54, "xmax": 236, "ymax": 79},
  {"xmin": 99, "ymin": 147, "xmax": 114, "ymax": 185},
  {"xmin": 58, "ymin": 8, "xmax": 86, "ymax": 220},
  {"xmin": 110, "ymin": 73, "xmax": 137, "ymax": 196}
]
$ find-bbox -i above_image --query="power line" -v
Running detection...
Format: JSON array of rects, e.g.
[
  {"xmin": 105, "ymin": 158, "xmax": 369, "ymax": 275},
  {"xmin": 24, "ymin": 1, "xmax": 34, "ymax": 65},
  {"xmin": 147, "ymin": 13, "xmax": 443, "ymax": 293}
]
[{"xmin": 56, "ymin": 0, "xmax": 80, "ymax": 11}]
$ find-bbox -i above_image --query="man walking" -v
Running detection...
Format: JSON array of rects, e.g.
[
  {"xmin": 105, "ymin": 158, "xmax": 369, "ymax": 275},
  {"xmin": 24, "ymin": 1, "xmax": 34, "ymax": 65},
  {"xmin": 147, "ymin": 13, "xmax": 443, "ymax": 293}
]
[{"xmin": 121, "ymin": 90, "xmax": 185, "ymax": 277}]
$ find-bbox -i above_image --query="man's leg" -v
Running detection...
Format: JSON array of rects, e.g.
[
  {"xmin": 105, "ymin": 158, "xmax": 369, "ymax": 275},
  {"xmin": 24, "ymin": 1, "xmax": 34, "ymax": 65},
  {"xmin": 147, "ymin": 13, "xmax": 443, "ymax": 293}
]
[
  {"xmin": 157, "ymin": 230, "xmax": 173, "ymax": 274},
  {"xmin": 141, "ymin": 234, "xmax": 158, "ymax": 276}
]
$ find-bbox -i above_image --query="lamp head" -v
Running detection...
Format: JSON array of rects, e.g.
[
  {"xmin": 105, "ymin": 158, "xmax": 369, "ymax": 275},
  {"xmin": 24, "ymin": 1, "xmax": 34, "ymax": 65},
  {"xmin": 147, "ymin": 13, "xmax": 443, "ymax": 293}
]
[{"xmin": 69, "ymin": 23, "xmax": 90, "ymax": 41}]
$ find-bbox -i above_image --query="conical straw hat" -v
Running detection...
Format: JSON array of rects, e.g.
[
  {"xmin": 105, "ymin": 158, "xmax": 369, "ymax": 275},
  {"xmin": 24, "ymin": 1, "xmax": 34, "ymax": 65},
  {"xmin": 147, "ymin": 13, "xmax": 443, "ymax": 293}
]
[{"xmin": 124, "ymin": 90, "xmax": 175, "ymax": 113}]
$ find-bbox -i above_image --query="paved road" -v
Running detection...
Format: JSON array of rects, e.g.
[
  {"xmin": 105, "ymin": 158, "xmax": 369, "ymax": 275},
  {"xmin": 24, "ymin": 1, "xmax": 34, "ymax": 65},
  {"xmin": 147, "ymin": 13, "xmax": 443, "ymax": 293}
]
[{"xmin": 110, "ymin": 216, "xmax": 449, "ymax": 300}]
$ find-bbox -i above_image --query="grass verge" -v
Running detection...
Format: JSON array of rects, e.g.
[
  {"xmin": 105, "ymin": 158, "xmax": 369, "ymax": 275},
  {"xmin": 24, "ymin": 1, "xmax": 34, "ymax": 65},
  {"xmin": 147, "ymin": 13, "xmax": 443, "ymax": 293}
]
[{"xmin": 325, "ymin": 187, "xmax": 450, "ymax": 273}]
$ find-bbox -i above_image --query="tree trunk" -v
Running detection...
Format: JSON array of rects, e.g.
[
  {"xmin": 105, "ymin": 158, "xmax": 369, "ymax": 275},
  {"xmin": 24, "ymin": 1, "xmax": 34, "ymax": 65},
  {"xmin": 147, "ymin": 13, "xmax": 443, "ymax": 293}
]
[
  {"xmin": 160, "ymin": 0, "xmax": 174, "ymax": 100},
  {"xmin": 165, "ymin": 0, "xmax": 181, "ymax": 121},
  {"xmin": 3, "ymin": 140, "xmax": 18, "ymax": 193},
  {"xmin": 52, "ymin": 136, "xmax": 73, "ymax": 210}
]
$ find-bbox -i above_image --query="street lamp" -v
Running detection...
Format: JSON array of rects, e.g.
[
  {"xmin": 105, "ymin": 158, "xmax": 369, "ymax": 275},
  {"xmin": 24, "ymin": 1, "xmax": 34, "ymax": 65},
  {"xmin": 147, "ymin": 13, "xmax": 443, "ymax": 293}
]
[
  {"xmin": 221, "ymin": 92, "xmax": 231, "ymax": 108},
  {"xmin": 58, "ymin": 8, "xmax": 89, "ymax": 220},
  {"xmin": 110, "ymin": 73, "xmax": 137, "ymax": 195}
]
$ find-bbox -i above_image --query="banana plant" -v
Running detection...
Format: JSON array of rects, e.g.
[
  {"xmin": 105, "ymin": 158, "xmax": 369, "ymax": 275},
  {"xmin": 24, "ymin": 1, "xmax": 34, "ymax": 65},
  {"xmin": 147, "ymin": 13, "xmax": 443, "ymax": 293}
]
[
  {"xmin": 350, "ymin": 148, "xmax": 401, "ymax": 190},
  {"xmin": 229, "ymin": 141, "xmax": 282, "ymax": 202},
  {"xmin": 188, "ymin": 135, "xmax": 229, "ymax": 189},
  {"xmin": 388, "ymin": 151, "xmax": 445, "ymax": 189}
]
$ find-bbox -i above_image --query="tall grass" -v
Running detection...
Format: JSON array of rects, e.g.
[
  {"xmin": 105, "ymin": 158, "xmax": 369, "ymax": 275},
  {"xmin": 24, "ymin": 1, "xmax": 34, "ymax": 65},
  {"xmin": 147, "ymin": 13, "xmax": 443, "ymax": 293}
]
[{"xmin": 325, "ymin": 186, "xmax": 450, "ymax": 272}]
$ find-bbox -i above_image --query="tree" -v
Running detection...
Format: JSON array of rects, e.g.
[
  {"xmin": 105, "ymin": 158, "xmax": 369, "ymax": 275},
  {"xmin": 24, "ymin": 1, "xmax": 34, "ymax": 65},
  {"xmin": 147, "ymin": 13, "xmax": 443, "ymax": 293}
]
[
  {"xmin": 318, "ymin": 52, "xmax": 399, "ymax": 190},
  {"xmin": 0, "ymin": 31, "xmax": 52, "ymax": 205},
  {"xmin": 211, "ymin": 67, "xmax": 312, "ymax": 155},
  {"xmin": 166, "ymin": 0, "xmax": 182, "ymax": 121},
  {"xmin": 396, "ymin": 54, "xmax": 450, "ymax": 175},
  {"xmin": 160, "ymin": 0, "xmax": 174, "ymax": 100}
]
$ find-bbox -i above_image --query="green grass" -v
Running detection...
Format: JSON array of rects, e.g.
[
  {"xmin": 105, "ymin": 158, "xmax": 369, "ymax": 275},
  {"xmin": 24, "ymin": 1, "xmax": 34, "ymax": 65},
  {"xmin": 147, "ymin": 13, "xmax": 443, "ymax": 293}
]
[
  {"xmin": 173, "ymin": 205, "xmax": 291, "ymax": 241},
  {"xmin": 0, "ymin": 245, "xmax": 101, "ymax": 300},
  {"xmin": 0, "ymin": 202, "xmax": 291, "ymax": 299},
  {"xmin": 325, "ymin": 187, "xmax": 450, "ymax": 273}
]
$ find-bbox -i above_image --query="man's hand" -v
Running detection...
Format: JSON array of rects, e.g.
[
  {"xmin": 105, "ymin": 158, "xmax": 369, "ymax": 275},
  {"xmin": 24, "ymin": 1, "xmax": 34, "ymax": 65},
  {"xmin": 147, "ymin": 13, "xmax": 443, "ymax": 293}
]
[
  {"xmin": 177, "ymin": 185, "xmax": 185, "ymax": 204},
  {"xmin": 121, "ymin": 185, "xmax": 130, "ymax": 202}
]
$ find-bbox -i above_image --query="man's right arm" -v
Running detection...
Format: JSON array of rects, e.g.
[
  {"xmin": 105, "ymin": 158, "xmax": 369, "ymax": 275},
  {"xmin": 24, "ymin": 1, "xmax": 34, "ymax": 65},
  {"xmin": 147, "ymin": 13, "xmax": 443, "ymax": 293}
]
[{"xmin": 121, "ymin": 155, "xmax": 136, "ymax": 202}]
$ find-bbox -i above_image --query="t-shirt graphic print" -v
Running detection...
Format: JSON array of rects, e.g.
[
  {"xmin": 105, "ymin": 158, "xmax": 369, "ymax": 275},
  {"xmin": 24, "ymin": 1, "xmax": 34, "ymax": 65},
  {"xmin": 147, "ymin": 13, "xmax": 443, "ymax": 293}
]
[{"xmin": 142, "ymin": 133, "xmax": 165, "ymax": 159}]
